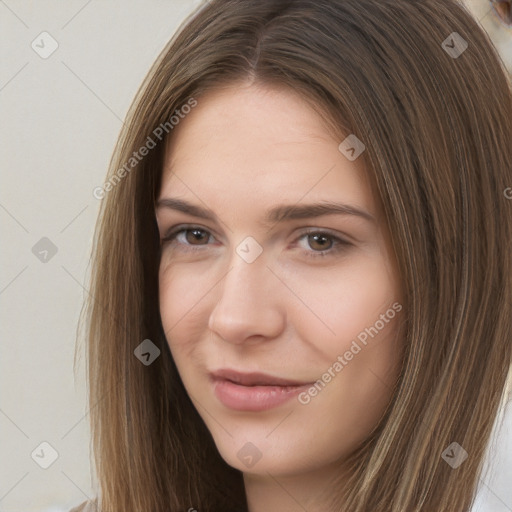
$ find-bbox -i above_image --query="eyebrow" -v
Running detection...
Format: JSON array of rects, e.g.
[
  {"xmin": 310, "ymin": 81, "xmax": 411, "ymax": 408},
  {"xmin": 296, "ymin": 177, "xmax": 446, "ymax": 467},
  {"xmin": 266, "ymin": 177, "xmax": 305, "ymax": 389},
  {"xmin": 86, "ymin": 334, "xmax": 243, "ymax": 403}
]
[{"xmin": 156, "ymin": 197, "xmax": 375, "ymax": 226}]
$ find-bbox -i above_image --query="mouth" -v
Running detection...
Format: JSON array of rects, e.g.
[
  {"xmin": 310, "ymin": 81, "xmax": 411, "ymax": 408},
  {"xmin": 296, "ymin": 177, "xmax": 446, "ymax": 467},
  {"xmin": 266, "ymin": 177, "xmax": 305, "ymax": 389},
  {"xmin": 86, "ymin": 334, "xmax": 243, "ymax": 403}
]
[{"xmin": 209, "ymin": 368, "xmax": 313, "ymax": 411}]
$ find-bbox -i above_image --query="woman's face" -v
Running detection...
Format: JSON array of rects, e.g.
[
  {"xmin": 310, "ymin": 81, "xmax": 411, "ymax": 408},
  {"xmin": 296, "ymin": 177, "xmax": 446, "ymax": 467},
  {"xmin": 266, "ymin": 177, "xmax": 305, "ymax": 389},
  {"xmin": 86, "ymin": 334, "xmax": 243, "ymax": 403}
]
[{"xmin": 156, "ymin": 82, "xmax": 403, "ymax": 478}]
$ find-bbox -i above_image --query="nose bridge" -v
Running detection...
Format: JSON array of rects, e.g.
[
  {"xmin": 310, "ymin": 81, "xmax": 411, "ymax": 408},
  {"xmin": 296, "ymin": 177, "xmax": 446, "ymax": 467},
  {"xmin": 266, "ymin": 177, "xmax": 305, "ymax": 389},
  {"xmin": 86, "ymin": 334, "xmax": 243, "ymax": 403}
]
[
  {"xmin": 224, "ymin": 247, "xmax": 268, "ymax": 301},
  {"xmin": 208, "ymin": 243, "xmax": 285, "ymax": 342}
]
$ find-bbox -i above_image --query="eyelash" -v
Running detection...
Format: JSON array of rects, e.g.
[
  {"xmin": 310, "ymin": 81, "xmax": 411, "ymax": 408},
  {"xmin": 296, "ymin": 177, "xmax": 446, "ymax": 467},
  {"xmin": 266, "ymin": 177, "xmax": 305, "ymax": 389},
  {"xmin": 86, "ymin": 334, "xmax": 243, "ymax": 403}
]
[{"xmin": 160, "ymin": 225, "xmax": 351, "ymax": 259}]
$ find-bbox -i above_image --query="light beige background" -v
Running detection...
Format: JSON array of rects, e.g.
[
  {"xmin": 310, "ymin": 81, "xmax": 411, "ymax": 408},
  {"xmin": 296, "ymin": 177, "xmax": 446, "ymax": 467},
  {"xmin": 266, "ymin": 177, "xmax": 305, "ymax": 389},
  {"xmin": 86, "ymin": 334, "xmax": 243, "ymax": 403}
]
[{"xmin": 0, "ymin": 1, "xmax": 510, "ymax": 511}]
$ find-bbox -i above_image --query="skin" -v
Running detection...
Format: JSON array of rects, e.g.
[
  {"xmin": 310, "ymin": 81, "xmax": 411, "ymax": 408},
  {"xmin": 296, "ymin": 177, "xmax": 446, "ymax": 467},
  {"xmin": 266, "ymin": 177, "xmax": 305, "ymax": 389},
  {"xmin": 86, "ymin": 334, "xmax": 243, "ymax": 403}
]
[{"xmin": 156, "ymin": 81, "xmax": 404, "ymax": 512}]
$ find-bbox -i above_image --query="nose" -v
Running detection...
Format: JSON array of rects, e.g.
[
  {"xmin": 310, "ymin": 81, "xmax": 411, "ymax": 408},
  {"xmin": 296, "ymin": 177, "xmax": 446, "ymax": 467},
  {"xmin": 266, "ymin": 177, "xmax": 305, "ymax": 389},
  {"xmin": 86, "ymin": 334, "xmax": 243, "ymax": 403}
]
[{"xmin": 207, "ymin": 251, "xmax": 286, "ymax": 345}]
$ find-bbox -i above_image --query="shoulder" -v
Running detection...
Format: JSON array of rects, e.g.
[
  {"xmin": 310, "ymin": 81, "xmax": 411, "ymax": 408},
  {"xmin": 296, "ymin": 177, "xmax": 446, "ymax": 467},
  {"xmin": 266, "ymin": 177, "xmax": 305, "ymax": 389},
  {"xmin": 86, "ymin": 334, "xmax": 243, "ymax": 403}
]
[{"xmin": 69, "ymin": 500, "xmax": 98, "ymax": 512}]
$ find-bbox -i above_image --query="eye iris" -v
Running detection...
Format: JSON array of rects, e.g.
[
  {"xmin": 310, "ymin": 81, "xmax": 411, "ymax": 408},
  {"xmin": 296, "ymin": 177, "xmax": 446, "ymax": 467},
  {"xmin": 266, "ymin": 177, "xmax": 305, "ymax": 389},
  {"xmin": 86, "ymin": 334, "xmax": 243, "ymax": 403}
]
[
  {"xmin": 186, "ymin": 228, "xmax": 208, "ymax": 245},
  {"xmin": 308, "ymin": 233, "xmax": 332, "ymax": 251}
]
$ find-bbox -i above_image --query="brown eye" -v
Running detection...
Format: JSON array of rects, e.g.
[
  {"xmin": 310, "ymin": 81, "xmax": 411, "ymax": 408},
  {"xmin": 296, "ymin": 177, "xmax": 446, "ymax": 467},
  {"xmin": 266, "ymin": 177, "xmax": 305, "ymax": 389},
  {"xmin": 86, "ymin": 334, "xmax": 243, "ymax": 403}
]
[
  {"xmin": 160, "ymin": 226, "xmax": 214, "ymax": 251},
  {"xmin": 307, "ymin": 233, "xmax": 334, "ymax": 251},
  {"xmin": 184, "ymin": 228, "xmax": 210, "ymax": 245},
  {"xmin": 295, "ymin": 230, "xmax": 352, "ymax": 260}
]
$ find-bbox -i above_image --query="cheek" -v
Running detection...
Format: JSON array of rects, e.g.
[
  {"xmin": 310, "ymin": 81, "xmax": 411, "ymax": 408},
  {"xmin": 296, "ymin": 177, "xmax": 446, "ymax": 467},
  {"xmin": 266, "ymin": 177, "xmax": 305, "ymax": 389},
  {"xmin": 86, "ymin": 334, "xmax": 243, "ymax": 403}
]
[
  {"xmin": 294, "ymin": 308, "xmax": 403, "ymax": 462},
  {"xmin": 328, "ymin": 328, "xmax": 402, "ymax": 450},
  {"xmin": 280, "ymin": 255, "xmax": 401, "ymax": 362},
  {"xmin": 158, "ymin": 264, "xmax": 209, "ymax": 355}
]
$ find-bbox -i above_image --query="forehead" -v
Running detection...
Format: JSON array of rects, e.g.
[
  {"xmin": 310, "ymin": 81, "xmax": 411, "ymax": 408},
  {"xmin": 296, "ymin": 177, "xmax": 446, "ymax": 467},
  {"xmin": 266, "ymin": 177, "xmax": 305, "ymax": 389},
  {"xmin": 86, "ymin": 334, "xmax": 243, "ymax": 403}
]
[{"xmin": 159, "ymin": 84, "xmax": 374, "ymax": 214}]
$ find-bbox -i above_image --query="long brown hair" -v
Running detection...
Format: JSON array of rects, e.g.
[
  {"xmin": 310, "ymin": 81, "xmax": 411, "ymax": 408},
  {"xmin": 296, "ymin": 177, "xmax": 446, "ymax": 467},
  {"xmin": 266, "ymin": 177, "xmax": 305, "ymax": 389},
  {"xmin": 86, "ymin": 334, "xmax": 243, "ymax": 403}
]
[{"xmin": 77, "ymin": 0, "xmax": 512, "ymax": 510}]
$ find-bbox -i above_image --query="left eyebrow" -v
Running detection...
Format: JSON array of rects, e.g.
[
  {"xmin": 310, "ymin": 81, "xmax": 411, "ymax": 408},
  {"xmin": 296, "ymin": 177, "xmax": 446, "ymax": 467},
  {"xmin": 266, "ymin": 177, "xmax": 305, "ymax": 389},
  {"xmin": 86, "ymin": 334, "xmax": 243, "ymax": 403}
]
[
  {"xmin": 264, "ymin": 201, "xmax": 375, "ymax": 225},
  {"xmin": 155, "ymin": 198, "xmax": 376, "ymax": 226}
]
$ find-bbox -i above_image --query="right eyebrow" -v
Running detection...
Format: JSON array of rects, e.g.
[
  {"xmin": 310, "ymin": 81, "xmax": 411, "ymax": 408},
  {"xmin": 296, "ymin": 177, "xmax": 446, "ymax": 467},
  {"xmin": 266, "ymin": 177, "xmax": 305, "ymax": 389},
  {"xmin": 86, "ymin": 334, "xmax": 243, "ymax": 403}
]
[
  {"xmin": 156, "ymin": 198, "xmax": 218, "ymax": 222},
  {"xmin": 155, "ymin": 197, "xmax": 376, "ymax": 226}
]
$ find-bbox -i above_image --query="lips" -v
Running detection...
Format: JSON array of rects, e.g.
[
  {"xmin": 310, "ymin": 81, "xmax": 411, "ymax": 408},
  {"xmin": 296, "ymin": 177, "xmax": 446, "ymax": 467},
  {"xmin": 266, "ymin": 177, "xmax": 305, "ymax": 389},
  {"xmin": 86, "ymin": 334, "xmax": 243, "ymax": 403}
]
[
  {"xmin": 209, "ymin": 368, "xmax": 314, "ymax": 411},
  {"xmin": 210, "ymin": 368, "xmax": 310, "ymax": 387}
]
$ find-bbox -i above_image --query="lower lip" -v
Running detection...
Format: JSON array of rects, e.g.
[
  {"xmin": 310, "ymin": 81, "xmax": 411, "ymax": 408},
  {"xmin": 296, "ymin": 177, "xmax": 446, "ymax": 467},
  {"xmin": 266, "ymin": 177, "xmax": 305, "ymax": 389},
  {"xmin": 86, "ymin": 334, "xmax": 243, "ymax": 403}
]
[{"xmin": 212, "ymin": 378, "xmax": 311, "ymax": 411}]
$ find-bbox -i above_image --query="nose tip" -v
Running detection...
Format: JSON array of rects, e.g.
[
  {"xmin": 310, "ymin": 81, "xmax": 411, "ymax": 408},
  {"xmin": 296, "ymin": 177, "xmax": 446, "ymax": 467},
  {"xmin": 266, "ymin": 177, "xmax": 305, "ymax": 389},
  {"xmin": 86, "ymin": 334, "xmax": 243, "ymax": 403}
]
[{"xmin": 207, "ymin": 261, "xmax": 286, "ymax": 345}]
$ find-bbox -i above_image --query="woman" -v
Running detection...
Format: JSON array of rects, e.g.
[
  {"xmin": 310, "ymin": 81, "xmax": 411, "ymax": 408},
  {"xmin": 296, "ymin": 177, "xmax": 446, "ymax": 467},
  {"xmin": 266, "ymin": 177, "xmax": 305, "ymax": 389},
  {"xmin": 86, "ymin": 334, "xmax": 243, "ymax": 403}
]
[{"xmin": 72, "ymin": 0, "xmax": 512, "ymax": 510}]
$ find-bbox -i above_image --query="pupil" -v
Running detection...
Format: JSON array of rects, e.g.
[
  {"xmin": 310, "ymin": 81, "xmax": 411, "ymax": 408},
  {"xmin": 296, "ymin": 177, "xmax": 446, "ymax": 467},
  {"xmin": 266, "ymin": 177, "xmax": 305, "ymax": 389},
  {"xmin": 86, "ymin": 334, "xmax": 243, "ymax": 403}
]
[
  {"xmin": 187, "ymin": 229, "xmax": 207, "ymax": 244},
  {"xmin": 310, "ymin": 234, "xmax": 331, "ymax": 251}
]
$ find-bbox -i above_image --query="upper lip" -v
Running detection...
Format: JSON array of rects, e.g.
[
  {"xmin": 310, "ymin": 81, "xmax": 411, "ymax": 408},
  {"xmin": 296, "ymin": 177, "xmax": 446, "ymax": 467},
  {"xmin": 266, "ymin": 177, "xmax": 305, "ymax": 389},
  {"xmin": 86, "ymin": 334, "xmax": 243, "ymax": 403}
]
[{"xmin": 210, "ymin": 368, "xmax": 311, "ymax": 387}]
